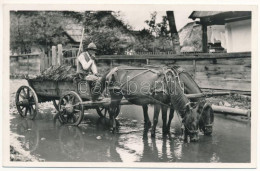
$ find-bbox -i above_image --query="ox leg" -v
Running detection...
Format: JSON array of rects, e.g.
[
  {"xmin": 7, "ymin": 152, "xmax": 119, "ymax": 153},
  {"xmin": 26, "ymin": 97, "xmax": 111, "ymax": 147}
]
[
  {"xmin": 166, "ymin": 108, "xmax": 174, "ymax": 134},
  {"xmin": 161, "ymin": 105, "xmax": 168, "ymax": 136},
  {"xmin": 142, "ymin": 105, "xmax": 151, "ymax": 129},
  {"xmin": 151, "ymin": 104, "xmax": 160, "ymax": 137},
  {"xmin": 109, "ymin": 90, "xmax": 123, "ymax": 133}
]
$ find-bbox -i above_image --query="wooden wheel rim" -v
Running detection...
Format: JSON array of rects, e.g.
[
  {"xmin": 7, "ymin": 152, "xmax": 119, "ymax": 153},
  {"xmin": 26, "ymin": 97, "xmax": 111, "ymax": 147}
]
[
  {"xmin": 15, "ymin": 85, "xmax": 39, "ymax": 120},
  {"xmin": 58, "ymin": 91, "xmax": 83, "ymax": 126}
]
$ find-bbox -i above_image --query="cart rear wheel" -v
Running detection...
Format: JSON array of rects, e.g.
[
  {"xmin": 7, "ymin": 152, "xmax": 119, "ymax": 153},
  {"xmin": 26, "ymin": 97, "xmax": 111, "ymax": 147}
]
[
  {"xmin": 53, "ymin": 100, "xmax": 59, "ymax": 111},
  {"xmin": 96, "ymin": 105, "xmax": 121, "ymax": 118},
  {"xmin": 15, "ymin": 85, "xmax": 39, "ymax": 120},
  {"xmin": 96, "ymin": 107, "xmax": 108, "ymax": 118},
  {"xmin": 58, "ymin": 91, "xmax": 83, "ymax": 126}
]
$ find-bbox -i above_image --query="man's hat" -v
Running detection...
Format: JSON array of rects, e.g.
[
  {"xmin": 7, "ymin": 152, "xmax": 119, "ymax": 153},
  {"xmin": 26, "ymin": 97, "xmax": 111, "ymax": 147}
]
[{"xmin": 87, "ymin": 42, "xmax": 97, "ymax": 51}]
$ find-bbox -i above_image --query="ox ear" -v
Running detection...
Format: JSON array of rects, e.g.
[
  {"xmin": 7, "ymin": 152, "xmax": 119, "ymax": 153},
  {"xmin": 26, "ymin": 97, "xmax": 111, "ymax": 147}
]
[{"xmin": 185, "ymin": 102, "xmax": 192, "ymax": 113}]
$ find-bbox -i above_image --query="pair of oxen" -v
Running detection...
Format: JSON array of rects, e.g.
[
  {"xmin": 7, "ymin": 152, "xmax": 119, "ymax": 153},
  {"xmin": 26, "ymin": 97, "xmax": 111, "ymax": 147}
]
[{"xmin": 92, "ymin": 65, "xmax": 214, "ymax": 142}]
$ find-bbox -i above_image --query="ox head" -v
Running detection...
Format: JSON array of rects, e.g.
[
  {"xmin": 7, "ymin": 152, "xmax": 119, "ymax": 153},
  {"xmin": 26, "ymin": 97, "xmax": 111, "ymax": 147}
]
[
  {"xmin": 198, "ymin": 102, "xmax": 214, "ymax": 135},
  {"xmin": 182, "ymin": 102, "xmax": 200, "ymax": 142}
]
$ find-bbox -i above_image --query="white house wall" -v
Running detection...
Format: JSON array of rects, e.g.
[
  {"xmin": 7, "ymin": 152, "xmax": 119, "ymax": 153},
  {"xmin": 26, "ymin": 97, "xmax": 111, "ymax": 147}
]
[{"xmin": 225, "ymin": 19, "xmax": 251, "ymax": 53}]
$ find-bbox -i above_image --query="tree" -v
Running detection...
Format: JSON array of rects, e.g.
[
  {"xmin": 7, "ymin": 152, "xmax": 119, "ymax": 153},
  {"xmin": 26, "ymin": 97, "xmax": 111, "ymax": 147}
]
[
  {"xmin": 10, "ymin": 11, "xmax": 84, "ymax": 54},
  {"xmin": 83, "ymin": 11, "xmax": 136, "ymax": 55},
  {"xmin": 145, "ymin": 12, "xmax": 172, "ymax": 52}
]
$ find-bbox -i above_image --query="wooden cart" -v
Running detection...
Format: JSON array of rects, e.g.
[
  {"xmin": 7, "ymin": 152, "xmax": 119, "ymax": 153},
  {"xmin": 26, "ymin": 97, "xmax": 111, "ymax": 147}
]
[{"xmin": 15, "ymin": 78, "xmax": 121, "ymax": 126}]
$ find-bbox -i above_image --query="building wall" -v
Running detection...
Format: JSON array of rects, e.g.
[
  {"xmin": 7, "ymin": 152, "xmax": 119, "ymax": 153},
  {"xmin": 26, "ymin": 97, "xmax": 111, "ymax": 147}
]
[{"xmin": 225, "ymin": 19, "xmax": 251, "ymax": 53}]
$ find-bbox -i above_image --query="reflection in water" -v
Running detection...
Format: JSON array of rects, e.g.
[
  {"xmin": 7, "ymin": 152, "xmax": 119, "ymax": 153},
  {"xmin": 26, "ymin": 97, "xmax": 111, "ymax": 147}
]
[
  {"xmin": 16, "ymin": 119, "xmax": 39, "ymax": 152},
  {"xmin": 58, "ymin": 117, "xmax": 122, "ymax": 162},
  {"xmin": 10, "ymin": 113, "xmax": 250, "ymax": 163}
]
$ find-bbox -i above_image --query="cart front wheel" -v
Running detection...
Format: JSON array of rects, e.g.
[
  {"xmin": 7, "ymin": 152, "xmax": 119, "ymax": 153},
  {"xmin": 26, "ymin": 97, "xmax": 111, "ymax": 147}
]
[
  {"xmin": 53, "ymin": 100, "xmax": 59, "ymax": 111},
  {"xmin": 58, "ymin": 91, "xmax": 83, "ymax": 126},
  {"xmin": 15, "ymin": 85, "xmax": 39, "ymax": 120}
]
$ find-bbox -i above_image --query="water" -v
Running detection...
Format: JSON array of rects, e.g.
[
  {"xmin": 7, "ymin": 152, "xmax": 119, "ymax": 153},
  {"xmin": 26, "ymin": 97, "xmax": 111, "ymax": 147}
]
[{"xmin": 9, "ymin": 79, "xmax": 251, "ymax": 163}]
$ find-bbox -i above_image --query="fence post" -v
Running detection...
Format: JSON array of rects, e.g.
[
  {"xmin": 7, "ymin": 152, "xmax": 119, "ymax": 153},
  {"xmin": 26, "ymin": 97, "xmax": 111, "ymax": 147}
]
[
  {"xmin": 27, "ymin": 55, "xmax": 29, "ymax": 75},
  {"xmin": 110, "ymin": 60, "xmax": 113, "ymax": 68},
  {"xmin": 57, "ymin": 44, "xmax": 63, "ymax": 65},
  {"xmin": 52, "ymin": 46, "xmax": 57, "ymax": 66},
  {"xmin": 72, "ymin": 49, "xmax": 76, "ymax": 66},
  {"xmin": 146, "ymin": 59, "xmax": 149, "ymax": 65},
  {"xmin": 40, "ymin": 53, "xmax": 45, "ymax": 72},
  {"xmin": 193, "ymin": 59, "xmax": 196, "ymax": 79}
]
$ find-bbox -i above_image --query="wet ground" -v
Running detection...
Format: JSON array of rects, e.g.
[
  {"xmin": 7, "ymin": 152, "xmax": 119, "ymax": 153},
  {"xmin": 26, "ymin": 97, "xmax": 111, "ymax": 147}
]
[{"xmin": 9, "ymin": 79, "xmax": 251, "ymax": 163}]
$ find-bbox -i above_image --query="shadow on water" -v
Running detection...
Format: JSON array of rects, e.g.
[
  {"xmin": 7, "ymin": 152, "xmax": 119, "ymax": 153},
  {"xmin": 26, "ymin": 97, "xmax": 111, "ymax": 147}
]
[{"xmin": 10, "ymin": 105, "xmax": 251, "ymax": 163}]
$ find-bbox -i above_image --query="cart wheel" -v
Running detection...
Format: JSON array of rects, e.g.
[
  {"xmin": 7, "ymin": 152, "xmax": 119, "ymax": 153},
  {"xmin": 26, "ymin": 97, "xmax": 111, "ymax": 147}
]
[
  {"xmin": 108, "ymin": 105, "xmax": 121, "ymax": 118},
  {"xmin": 96, "ymin": 106, "xmax": 108, "ymax": 118},
  {"xmin": 58, "ymin": 91, "xmax": 83, "ymax": 126},
  {"xmin": 15, "ymin": 85, "xmax": 39, "ymax": 120},
  {"xmin": 52, "ymin": 100, "xmax": 59, "ymax": 111},
  {"xmin": 96, "ymin": 105, "xmax": 121, "ymax": 118}
]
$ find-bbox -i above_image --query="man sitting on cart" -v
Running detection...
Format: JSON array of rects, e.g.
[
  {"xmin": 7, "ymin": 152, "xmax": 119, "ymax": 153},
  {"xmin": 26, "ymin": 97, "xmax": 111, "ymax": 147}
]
[{"xmin": 77, "ymin": 42, "xmax": 99, "ymax": 81}]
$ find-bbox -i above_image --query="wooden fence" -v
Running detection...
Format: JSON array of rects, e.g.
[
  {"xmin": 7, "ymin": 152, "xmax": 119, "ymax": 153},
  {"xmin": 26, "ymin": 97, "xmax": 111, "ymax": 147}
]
[{"xmin": 10, "ymin": 45, "xmax": 251, "ymax": 92}]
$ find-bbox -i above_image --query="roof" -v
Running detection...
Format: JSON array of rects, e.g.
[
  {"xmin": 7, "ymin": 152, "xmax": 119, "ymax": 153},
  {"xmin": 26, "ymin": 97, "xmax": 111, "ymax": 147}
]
[
  {"xmin": 189, "ymin": 11, "xmax": 251, "ymax": 25},
  {"xmin": 189, "ymin": 11, "xmax": 225, "ymax": 20},
  {"xmin": 64, "ymin": 23, "xmax": 84, "ymax": 43}
]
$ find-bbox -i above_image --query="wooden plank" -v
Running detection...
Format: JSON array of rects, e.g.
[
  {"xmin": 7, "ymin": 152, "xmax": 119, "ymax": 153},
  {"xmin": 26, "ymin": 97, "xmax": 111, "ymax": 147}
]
[
  {"xmin": 57, "ymin": 44, "xmax": 63, "ymax": 65},
  {"xmin": 40, "ymin": 53, "xmax": 45, "ymax": 71},
  {"xmin": 97, "ymin": 52, "xmax": 251, "ymax": 60},
  {"xmin": 44, "ymin": 54, "xmax": 48, "ymax": 69},
  {"xmin": 195, "ymin": 72, "xmax": 251, "ymax": 80},
  {"xmin": 52, "ymin": 46, "xmax": 57, "ymax": 66},
  {"xmin": 196, "ymin": 79, "xmax": 251, "ymax": 91},
  {"xmin": 10, "ymin": 53, "xmax": 41, "ymax": 57},
  {"xmin": 196, "ymin": 64, "xmax": 251, "ymax": 72},
  {"xmin": 196, "ymin": 58, "xmax": 251, "ymax": 65}
]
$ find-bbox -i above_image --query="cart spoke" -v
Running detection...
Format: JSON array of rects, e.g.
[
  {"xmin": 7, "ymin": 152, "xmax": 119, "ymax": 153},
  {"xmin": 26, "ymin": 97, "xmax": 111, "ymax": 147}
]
[
  {"xmin": 19, "ymin": 93, "xmax": 26, "ymax": 99},
  {"xmin": 71, "ymin": 96, "xmax": 75, "ymax": 104},
  {"xmin": 20, "ymin": 106, "xmax": 25, "ymax": 111},
  {"xmin": 28, "ymin": 106, "xmax": 32, "ymax": 115},
  {"xmin": 27, "ymin": 87, "xmax": 30, "ymax": 98},
  {"xmin": 100, "ymin": 107, "xmax": 104, "ymax": 112},
  {"xmin": 24, "ymin": 107, "xmax": 29, "ymax": 116},
  {"xmin": 62, "ymin": 98, "xmax": 68, "ymax": 105}
]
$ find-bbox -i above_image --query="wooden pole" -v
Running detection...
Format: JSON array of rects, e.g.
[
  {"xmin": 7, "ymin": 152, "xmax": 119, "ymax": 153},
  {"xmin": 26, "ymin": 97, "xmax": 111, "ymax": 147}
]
[
  {"xmin": 212, "ymin": 105, "xmax": 251, "ymax": 117},
  {"xmin": 186, "ymin": 92, "xmax": 231, "ymax": 99},
  {"xmin": 77, "ymin": 28, "xmax": 85, "ymax": 57},
  {"xmin": 52, "ymin": 46, "xmax": 57, "ymax": 66},
  {"xmin": 193, "ymin": 59, "xmax": 196, "ymax": 79},
  {"xmin": 27, "ymin": 55, "xmax": 29, "ymax": 75},
  {"xmin": 40, "ymin": 52, "xmax": 45, "ymax": 71},
  {"xmin": 57, "ymin": 44, "xmax": 63, "ymax": 65},
  {"xmin": 201, "ymin": 21, "xmax": 208, "ymax": 53}
]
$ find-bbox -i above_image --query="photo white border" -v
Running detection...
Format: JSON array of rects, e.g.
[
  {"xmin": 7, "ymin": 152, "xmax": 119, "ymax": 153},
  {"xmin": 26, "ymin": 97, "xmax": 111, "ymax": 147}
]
[{"xmin": 1, "ymin": 1, "xmax": 258, "ymax": 169}]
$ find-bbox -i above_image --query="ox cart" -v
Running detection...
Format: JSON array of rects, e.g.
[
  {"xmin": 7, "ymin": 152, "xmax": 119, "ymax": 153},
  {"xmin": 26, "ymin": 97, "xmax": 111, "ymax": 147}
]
[
  {"xmin": 15, "ymin": 68, "xmax": 238, "ymax": 128},
  {"xmin": 15, "ymin": 78, "xmax": 122, "ymax": 126}
]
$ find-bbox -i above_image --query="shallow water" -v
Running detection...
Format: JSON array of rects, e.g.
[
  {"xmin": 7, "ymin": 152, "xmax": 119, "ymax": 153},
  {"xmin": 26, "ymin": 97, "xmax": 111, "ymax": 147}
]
[{"xmin": 9, "ymin": 79, "xmax": 251, "ymax": 163}]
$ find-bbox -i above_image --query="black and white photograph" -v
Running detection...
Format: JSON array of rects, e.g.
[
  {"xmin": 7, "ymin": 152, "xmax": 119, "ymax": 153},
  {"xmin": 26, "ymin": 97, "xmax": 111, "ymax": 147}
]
[{"xmin": 2, "ymin": 2, "xmax": 258, "ymax": 169}]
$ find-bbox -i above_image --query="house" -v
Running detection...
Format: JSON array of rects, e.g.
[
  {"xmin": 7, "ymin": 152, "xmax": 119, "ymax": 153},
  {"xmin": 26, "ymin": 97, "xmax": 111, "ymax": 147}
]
[
  {"xmin": 189, "ymin": 11, "xmax": 251, "ymax": 53},
  {"xmin": 63, "ymin": 23, "xmax": 84, "ymax": 49},
  {"xmin": 178, "ymin": 22, "xmax": 225, "ymax": 53}
]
